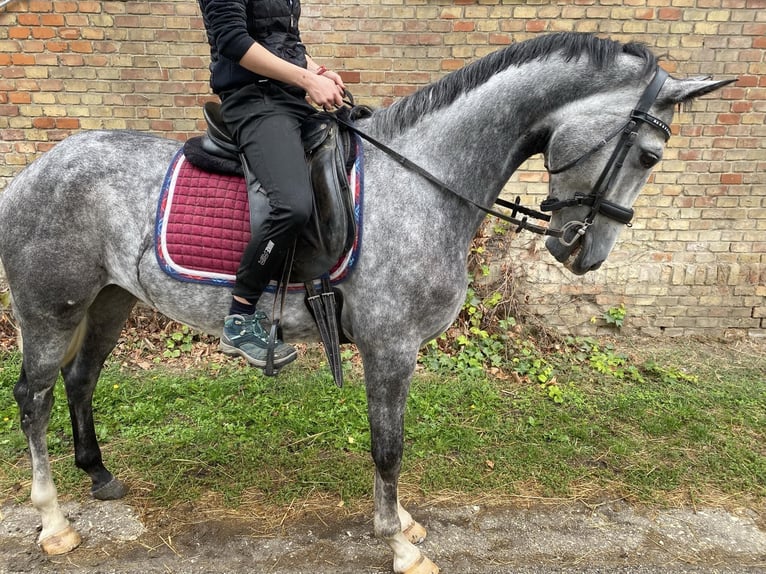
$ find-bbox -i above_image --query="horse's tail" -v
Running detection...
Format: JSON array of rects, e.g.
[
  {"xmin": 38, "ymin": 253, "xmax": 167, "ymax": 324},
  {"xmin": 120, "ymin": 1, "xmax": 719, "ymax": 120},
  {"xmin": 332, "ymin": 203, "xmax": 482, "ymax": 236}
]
[
  {"xmin": 61, "ymin": 318, "xmax": 87, "ymax": 366},
  {"xmin": 0, "ymin": 257, "xmax": 21, "ymax": 354},
  {"xmin": 0, "ymin": 258, "xmax": 85, "ymax": 365}
]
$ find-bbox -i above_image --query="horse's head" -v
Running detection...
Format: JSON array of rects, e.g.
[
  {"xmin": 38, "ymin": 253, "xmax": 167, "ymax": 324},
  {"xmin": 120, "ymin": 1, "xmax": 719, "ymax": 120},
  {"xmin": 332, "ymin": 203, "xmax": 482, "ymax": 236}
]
[{"xmin": 541, "ymin": 72, "xmax": 735, "ymax": 275}]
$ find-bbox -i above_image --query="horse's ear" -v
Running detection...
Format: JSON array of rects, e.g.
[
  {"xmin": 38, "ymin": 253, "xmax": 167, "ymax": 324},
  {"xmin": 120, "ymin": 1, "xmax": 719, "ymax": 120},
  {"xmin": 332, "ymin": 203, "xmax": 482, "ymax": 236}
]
[{"xmin": 660, "ymin": 76, "xmax": 737, "ymax": 105}]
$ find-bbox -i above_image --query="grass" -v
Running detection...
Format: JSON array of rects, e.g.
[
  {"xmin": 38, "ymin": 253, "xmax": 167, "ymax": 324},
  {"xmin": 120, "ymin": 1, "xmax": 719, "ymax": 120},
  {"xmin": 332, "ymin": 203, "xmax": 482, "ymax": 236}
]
[{"xmin": 1, "ymin": 328, "xmax": 764, "ymax": 514}]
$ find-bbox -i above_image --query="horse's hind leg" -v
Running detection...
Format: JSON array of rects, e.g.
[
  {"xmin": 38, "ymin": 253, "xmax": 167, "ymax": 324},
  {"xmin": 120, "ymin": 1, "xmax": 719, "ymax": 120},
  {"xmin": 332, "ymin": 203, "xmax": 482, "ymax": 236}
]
[
  {"xmin": 361, "ymin": 343, "xmax": 440, "ymax": 574},
  {"xmin": 61, "ymin": 286, "xmax": 136, "ymax": 500},
  {"xmin": 13, "ymin": 329, "xmax": 85, "ymax": 554}
]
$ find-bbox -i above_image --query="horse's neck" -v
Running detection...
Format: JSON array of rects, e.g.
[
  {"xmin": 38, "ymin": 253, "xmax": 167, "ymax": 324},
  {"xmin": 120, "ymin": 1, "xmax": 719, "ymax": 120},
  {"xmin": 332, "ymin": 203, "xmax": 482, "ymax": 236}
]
[
  {"xmin": 363, "ymin": 60, "xmax": 632, "ymax": 248},
  {"xmin": 379, "ymin": 60, "xmax": 627, "ymax": 204}
]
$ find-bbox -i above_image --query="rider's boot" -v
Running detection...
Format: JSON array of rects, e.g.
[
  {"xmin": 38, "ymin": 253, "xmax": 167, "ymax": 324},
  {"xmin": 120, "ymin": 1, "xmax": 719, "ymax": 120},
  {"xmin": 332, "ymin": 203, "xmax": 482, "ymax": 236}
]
[{"xmin": 219, "ymin": 312, "xmax": 298, "ymax": 369}]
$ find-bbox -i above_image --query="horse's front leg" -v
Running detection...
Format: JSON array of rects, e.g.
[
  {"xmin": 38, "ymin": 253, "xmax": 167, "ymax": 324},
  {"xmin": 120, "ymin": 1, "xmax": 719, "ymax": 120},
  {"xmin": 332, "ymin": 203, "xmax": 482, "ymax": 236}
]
[
  {"xmin": 362, "ymin": 345, "xmax": 439, "ymax": 574},
  {"xmin": 14, "ymin": 360, "xmax": 82, "ymax": 555}
]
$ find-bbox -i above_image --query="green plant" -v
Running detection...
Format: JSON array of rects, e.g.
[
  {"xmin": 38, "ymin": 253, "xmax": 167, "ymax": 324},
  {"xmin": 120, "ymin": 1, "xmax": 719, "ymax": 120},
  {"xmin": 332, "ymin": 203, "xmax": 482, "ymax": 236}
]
[
  {"xmin": 643, "ymin": 361, "xmax": 699, "ymax": 385},
  {"xmin": 512, "ymin": 340, "xmax": 554, "ymax": 383},
  {"xmin": 420, "ymin": 282, "xmax": 516, "ymax": 375},
  {"xmin": 1, "ymin": 333, "xmax": 765, "ymax": 508},
  {"xmin": 160, "ymin": 325, "xmax": 195, "ymax": 360},
  {"xmin": 603, "ymin": 304, "xmax": 626, "ymax": 328}
]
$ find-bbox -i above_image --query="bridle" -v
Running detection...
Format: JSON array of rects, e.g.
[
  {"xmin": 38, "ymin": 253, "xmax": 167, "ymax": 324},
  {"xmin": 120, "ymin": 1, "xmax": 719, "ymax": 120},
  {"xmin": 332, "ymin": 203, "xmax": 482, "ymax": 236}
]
[
  {"xmin": 539, "ymin": 67, "xmax": 671, "ymax": 245},
  {"xmin": 335, "ymin": 67, "xmax": 671, "ymax": 245}
]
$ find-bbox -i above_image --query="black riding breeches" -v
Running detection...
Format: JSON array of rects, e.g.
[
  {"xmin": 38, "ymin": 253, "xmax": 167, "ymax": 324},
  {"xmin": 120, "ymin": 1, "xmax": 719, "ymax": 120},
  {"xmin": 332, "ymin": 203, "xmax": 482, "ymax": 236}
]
[{"xmin": 220, "ymin": 82, "xmax": 316, "ymax": 303}]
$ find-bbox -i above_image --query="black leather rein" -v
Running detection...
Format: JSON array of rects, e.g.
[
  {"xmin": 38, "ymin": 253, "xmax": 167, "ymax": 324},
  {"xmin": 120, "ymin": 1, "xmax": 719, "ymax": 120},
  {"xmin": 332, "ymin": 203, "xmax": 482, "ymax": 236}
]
[
  {"xmin": 334, "ymin": 113, "xmax": 560, "ymax": 237},
  {"xmin": 335, "ymin": 67, "xmax": 671, "ymax": 243}
]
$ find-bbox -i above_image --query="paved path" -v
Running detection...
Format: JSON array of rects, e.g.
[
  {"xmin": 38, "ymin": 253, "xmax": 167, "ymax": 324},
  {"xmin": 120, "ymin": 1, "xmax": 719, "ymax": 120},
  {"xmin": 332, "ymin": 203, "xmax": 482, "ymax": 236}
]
[{"xmin": 2, "ymin": 499, "xmax": 765, "ymax": 573}]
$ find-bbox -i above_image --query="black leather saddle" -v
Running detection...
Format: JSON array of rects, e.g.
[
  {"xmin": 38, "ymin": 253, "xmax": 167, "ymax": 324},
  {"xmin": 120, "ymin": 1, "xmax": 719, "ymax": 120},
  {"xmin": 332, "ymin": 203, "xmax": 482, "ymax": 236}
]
[{"xmin": 182, "ymin": 101, "xmax": 357, "ymax": 283}]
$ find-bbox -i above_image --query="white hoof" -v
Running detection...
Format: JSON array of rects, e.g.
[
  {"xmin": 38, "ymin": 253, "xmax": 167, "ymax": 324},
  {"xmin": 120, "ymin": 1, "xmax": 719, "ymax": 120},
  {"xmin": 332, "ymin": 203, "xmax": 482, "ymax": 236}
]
[
  {"xmin": 40, "ymin": 525, "xmax": 82, "ymax": 555},
  {"xmin": 402, "ymin": 554, "xmax": 440, "ymax": 574},
  {"xmin": 403, "ymin": 520, "xmax": 427, "ymax": 544}
]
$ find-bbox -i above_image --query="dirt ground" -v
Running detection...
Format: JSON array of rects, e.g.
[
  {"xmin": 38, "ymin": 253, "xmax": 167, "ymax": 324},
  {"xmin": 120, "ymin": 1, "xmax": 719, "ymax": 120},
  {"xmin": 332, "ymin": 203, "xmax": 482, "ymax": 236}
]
[{"xmin": 1, "ymin": 496, "xmax": 765, "ymax": 574}]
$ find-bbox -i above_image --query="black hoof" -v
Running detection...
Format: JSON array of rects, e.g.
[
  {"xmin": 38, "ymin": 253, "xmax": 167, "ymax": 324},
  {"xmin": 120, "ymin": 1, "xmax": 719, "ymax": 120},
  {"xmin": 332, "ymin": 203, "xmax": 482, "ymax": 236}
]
[{"xmin": 91, "ymin": 477, "xmax": 128, "ymax": 500}]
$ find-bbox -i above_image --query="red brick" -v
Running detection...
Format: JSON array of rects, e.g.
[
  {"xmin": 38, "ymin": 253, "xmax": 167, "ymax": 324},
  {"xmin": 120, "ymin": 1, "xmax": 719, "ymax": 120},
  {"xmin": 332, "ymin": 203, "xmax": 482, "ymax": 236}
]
[
  {"xmin": 70, "ymin": 41, "xmax": 94, "ymax": 53},
  {"xmin": 32, "ymin": 28, "xmax": 57, "ymax": 39},
  {"xmin": 44, "ymin": 40, "xmax": 68, "ymax": 52},
  {"xmin": 489, "ymin": 34, "xmax": 511, "ymax": 45},
  {"xmin": 339, "ymin": 71, "xmax": 361, "ymax": 83},
  {"xmin": 17, "ymin": 14, "xmax": 41, "ymax": 26},
  {"xmin": 0, "ymin": 105, "xmax": 19, "ymax": 118},
  {"xmin": 40, "ymin": 14, "xmax": 65, "ymax": 26},
  {"xmin": 59, "ymin": 54, "xmax": 84, "ymax": 66},
  {"xmin": 52, "ymin": 1, "xmax": 78, "ymax": 12},
  {"xmin": 721, "ymin": 173, "xmax": 743, "ymax": 184},
  {"xmin": 29, "ymin": 0, "xmax": 53, "ymax": 12},
  {"xmin": 8, "ymin": 28, "xmax": 31, "ymax": 39},
  {"xmin": 55, "ymin": 118, "xmax": 80, "ymax": 129},
  {"xmin": 742, "ymin": 23, "xmax": 766, "ymax": 36},
  {"xmin": 32, "ymin": 117, "xmax": 56, "ymax": 129},
  {"xmin": 11, "ymin": 53, "xmax": 35, "ymax": 65},
  {"xmin": 526, "ymin": 20, "xmax": 547, "ymax": 32},
  {"xmin": 59, "ymin": 28, "xmax": 82, "ymax": 40},
  {"xmin": 78, "ymin": 2, "xmax": 101, "ymax": 13},
  {"xmin": 716, "ymin": 113, "xmax": 740, "ymax": 124},
  {"xmin": 441, "ymin": 59, "xmax": 464, "ymax": 71},
  {"xmin": 150, "ymin": 120, "xmax": 174, "ymax": 131},
  {"xmin": 658, "ymin": 7, "xmax": 681, "ymax": 19},
  {"xmin": 9, "ymin": 92, "xmax": 31, "ymax": 104}
]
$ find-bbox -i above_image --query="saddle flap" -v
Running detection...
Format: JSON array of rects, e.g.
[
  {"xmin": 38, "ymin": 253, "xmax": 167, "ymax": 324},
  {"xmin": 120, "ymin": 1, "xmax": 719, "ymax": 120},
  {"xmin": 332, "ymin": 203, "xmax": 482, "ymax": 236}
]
[
  {"xmin": 301, "ymin": 112, "xmax": 335, "ymax": 152},
  {"xmin": 291, "ymin": 115, "xmax": 356, "ymax": 281}
]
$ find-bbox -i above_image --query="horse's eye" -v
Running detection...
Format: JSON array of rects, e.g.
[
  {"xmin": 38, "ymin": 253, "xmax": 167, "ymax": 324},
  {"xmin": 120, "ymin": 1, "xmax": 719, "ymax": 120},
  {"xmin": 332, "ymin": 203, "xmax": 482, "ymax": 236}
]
[{"xmin": 639, "ymin": 150, "xmax": 660, "ymax": 169}]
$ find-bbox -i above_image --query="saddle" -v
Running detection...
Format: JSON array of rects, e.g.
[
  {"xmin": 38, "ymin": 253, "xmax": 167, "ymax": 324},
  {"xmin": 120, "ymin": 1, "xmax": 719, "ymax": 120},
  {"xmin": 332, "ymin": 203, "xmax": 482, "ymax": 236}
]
[
  {"xmin": 182, "ymin": 101, "xmax": 369, "ymax": 387},
  {"xmin": 183, "ymin": 101, "xmax": 357, "ymax": 282}
]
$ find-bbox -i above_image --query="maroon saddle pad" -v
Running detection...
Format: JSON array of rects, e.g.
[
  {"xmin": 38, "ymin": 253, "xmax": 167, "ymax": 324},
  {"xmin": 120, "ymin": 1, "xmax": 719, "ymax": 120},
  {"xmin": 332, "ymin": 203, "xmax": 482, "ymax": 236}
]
[{"xmin": 155, "ymin": 147, "xmax": 363, "ymax": 288}]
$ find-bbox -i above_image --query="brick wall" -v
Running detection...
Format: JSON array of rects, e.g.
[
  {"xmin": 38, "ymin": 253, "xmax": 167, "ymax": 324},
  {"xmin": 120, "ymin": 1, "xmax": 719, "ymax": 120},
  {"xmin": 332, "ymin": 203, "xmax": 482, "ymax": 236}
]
[{"xmin": 0, "ymin": 0, "xmax": 763, "ymax": 338}]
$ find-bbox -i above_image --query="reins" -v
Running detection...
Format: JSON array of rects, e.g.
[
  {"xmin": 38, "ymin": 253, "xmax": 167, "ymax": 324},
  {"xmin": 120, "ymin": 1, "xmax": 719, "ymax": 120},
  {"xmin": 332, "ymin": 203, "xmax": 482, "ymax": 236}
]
[
  {"xmin": 336, "ymin": 66, "xmax": 671, "ymax": 244},
  {"xmin": 334, "ymin": 112, "xmax": 561, "ymax": 238}
]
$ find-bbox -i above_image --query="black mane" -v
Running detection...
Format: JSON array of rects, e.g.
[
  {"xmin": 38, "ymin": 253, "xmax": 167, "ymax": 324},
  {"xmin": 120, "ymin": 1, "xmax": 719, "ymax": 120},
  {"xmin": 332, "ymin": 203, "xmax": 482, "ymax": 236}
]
[{"xmin": 372, "ymin": 32, "xmax": 658, "ymax": 137}]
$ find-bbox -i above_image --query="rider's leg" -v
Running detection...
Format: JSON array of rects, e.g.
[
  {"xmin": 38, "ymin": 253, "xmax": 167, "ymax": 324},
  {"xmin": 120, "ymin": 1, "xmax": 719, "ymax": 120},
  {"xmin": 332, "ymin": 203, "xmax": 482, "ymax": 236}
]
[{"xmin": 218, "ymin": 83, "xmax": 316, "ymax": 368}]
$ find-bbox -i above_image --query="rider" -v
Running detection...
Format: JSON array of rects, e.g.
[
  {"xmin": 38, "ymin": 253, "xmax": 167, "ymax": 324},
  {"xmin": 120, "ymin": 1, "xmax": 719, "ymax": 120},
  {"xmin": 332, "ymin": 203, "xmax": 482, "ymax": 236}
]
[{"xmin": 198, "ymin": 0, "xmax": 346, "ymax": 370}]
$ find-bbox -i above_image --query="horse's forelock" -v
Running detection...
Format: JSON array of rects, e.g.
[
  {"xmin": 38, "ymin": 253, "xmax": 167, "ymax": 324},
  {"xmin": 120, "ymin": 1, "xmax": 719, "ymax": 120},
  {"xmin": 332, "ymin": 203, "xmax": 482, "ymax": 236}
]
[{"xmin": 372, "ymin": 32, "xmax": 658, "ymax": 138}]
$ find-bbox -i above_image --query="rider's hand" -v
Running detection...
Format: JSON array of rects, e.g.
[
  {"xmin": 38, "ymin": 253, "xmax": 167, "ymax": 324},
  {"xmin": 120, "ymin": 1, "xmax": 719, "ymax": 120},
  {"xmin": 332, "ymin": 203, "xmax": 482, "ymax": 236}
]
[{"xmin": 304, "ymin": 71, "xmax": 345, "ymax": 110}]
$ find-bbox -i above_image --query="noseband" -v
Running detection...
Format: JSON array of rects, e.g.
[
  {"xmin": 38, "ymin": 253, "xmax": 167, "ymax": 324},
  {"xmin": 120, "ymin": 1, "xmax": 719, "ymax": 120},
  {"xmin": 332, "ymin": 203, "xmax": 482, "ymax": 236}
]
[
  {"xmin": 336, "ymin": 67, "xmax": 671, "ymax": 243},
  {"xmin": 540, "ymin": 68, "xmax": 671, "ymax": 245}
]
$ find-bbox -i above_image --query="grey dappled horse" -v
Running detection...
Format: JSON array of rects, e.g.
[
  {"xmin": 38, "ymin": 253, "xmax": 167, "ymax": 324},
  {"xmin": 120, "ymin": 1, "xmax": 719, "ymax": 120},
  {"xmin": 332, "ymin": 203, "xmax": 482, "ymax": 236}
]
[{"xmin": 0, "ymin": 33, "xmax": 731, "ymax": 573}]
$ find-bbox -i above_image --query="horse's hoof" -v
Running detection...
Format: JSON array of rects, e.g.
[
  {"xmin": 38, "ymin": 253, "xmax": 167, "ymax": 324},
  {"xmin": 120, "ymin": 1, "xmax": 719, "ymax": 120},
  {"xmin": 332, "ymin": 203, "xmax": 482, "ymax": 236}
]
[
  {"xmin": 92, "ymin": 477, "xmax": 128, "ymax": 500},
  {"xmin": 40, "ymin": 526, "xmax": 82, "ymax": 555},
  {"xmin": 402, "ymin": 554, "xmax": 440, "ymax": 574},
  {"xmin": 403, "ymin": 520, "xmax": 427, "ymax": 544}
]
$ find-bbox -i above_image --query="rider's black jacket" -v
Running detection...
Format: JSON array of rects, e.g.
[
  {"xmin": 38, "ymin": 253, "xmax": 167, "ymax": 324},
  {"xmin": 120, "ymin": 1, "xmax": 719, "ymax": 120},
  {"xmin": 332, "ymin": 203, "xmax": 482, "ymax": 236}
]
[{"xmin": 198, "ymin": 0, "xmax": 307, "ymax": 95}]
